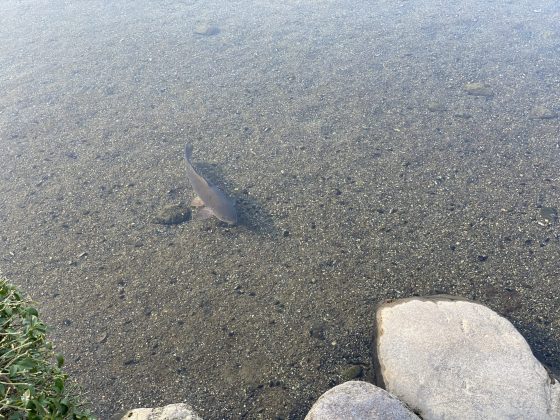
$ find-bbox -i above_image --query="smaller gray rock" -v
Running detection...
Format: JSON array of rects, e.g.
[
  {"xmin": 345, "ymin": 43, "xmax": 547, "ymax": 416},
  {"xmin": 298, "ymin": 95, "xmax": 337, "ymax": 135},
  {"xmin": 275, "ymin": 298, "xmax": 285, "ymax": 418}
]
[
  {"xmin": 121, "ymin": 403, "xmax": 202, "ymax": 420},
  {"xmin": 530, "ymin": 106, "xmax": 558, "ymax": 120},
  {"xmin": 540, "ymin": 206, "xmax": 558, "ymax": 224},
  {"xmin": 305, "ymin": 381, "xmax": 419, "ymax": 420},
  {"xmin": 463, "ymin": 82, "xmax": 494, "ymax": 97},
  {"xmin": 426, "ymin": 101, "xmax": 447, "ymax": 112},
  {"xmin": 194, "ymin": 23, "xmax": 220, "ymax": 36},
  {"xmin": 154, "ymin": 204, "xmax": 191, "ymax": 225},
  {"xmin": 453, "ymin": 112, "xmax": 472, "ymax": 119},
  {"xmin": 341, "ymin": 364, "xmax": 363, "ymax": 381}
]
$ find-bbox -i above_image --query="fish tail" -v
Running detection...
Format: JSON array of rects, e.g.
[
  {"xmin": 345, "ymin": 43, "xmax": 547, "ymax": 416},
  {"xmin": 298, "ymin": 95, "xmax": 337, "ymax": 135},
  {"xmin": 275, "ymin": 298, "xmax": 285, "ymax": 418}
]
[{"xmin": 184, "ymin": 144, "xmax": 193, "ymax": 163}]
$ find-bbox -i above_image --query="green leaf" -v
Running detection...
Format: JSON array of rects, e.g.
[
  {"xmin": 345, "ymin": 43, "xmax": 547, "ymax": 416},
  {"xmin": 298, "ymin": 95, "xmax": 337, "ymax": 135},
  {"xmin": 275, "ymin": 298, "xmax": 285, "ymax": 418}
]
[
  {"xmin": 56, "ymin": 353, "xmax": 65, "ymax": 368},
  {"xmin": 9, "ymin": 364, "xmax": 19, "ymax": 376},
  {"xmin": 0, "ymin": 278, "xmax": 95, "ymax": 419},
  {"xmin": 8, "ymin": 412, "xmax": 26, "ymax": 420},
  {"xmin": 25, "ymin": 307, "xmax": 39, "ymax": 317},
  {"xmin": 30, "ymin": 398, "xmax": 48, "ymax": 415},
  {"xmin": 16, "ymin": 357, "xmax": 36, "ymax": 370},
  {"xmin": 59, "ymin": 397, "xmax": 70, "ymax": 415},
  {"xmin": 21, "ymin": 388, "xmax": 31, "ymax": 405},
  {"xmin": 54, "ymin": 376, "xmax": 65, "ymax": 393}
]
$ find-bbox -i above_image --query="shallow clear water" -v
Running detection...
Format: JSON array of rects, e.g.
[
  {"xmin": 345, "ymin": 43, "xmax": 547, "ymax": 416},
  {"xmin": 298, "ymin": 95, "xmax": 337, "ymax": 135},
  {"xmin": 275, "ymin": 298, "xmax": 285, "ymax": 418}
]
[{"xmin": 1, "ymin": 0, "xmax": 559, "ymax": 418}]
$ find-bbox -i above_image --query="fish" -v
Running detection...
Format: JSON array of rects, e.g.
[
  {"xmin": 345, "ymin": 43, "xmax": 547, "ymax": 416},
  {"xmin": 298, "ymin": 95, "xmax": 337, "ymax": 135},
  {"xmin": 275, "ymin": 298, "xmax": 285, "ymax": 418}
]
[{"xmin": 183, "ymin": 144, "xmax": 238, "ymax": 225}]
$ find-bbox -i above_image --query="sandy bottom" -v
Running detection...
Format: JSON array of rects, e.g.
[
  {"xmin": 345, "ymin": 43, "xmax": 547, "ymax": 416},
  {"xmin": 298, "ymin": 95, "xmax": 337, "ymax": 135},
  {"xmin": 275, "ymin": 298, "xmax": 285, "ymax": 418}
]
[{"xmin": 1, "ymin": 0, "xmax": 559, "ymax": 418}]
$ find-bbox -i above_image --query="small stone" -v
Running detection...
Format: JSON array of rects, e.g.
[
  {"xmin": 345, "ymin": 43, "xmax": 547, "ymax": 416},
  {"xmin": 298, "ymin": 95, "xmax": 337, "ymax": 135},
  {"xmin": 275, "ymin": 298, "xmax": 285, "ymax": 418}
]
[
  {"xmin": 341, "ymin": 365, "xmax": 363, "ymax": 381},
  {"xmin": 463, "ymin": 82, "xmax": 494, "ymax": 97},
  {"xmin": 309, "ymin": 323, "xmax": 326, "ymax": 340},
  {"xmin": 153, "ymin": 205, "xmax": 191, "ymax": 225},
  {"xmin": 305, "ymin": 381, "xmax": 419, "ymax": 420},
  {"xmin": 530, "ymin": 106, "xmax": 558, "ymax": 120},
  {"xmin": 121, "ymin": 403, "xmax": 202, "ymax": 420},
  {"xmin": 540, "ymin": 206, "xmax": 558, "ymax": 224},
  {"xmin": 96, "ymin": 332, "xmax": 108, "ymax": 343},
  {"xmin": 194, "ymin": 23, "xmax": 220, "ymax": 36},
  {"xmin": 427, "ymin": 101, "xmax": 447, "ymax": 112}
]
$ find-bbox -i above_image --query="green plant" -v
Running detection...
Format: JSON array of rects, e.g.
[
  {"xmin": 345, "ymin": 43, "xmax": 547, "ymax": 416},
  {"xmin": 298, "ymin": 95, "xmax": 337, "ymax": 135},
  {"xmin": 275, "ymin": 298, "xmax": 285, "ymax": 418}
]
[{"xmin": 0, "ymin": 277, "xmax": 94, "ymax": 419}]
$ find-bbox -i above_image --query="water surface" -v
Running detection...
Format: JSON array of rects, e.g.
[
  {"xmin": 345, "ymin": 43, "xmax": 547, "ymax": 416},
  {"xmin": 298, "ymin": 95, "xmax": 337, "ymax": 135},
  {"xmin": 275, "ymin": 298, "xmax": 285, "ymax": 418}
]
[{"xmin": 1, "ymin": 0, "xmax": 559, "ymax": 418}]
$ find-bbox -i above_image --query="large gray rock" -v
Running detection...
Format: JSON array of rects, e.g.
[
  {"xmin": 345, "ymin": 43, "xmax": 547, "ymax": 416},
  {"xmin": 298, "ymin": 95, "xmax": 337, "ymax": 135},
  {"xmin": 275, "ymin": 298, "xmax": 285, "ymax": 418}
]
[
  {"xmin": 305, "ymin": 380, "xmax": 419, "ymax": 419},
  {"xmin": 121, "ymin": 403, "xmax": 202, "ymax": 420},
  {"xmin": 374, "ymin": 296, "xmax": 560, "ymax": 419}
]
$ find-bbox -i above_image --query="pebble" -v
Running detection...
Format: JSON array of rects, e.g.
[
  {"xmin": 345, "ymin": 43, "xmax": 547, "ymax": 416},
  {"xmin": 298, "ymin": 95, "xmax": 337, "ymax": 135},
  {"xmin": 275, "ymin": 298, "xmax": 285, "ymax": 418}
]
[
  {"xmin": 427, "ymin": 101, "xmax": 447, "ymax": 112},
  {"xmin": 540, "ymin": 206, "xmax": 558, "ymax": 224},
  {"xmin": 121, "ymin": 403, "xmax": 202, "ymax": 420},
  {"xmin": 153, "ymin": 205, "xmax": 191, "ymax": 225},
  {"xmin": 341, "ymin": 365, "xmax": 363, "ymax": 381},
  {"xmin": 530, "ymin": 106, "xmax": 558, "ymax": 120},
  {"xmin": 194, "ymin": 23, "xmax": 220, "ymax": 36},
  {"xmin": 463, "ymin": 82, "xmax": 494, "ymax": 97},
  {"xmin": 309, "ymin": 323, "xmax": 326, "ymax": 340}
]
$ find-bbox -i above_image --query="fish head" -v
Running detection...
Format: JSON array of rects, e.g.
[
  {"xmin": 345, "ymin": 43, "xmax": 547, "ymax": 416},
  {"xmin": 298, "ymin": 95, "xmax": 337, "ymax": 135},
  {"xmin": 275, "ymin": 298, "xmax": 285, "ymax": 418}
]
[{"xmin": 217, "ymin": 202, "xmax": 238, "ymax": 225}]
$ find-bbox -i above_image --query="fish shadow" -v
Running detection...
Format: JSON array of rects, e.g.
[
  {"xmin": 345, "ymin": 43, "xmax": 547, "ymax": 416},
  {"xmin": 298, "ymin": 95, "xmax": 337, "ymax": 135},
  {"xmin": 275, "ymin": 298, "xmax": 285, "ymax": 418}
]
[
  {"xmin": 233, "ymin": 193, "xmax": 277, "ymax": 235},
  {"xmin": 195, "ymin": 162, "xmax": 277, "ymax": 235}
]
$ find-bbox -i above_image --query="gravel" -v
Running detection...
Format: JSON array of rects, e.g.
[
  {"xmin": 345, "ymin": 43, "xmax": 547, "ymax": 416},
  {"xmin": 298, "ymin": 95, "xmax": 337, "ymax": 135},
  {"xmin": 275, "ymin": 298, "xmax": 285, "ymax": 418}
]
[{"xmin": 1, "ymin": 0, "xmax": 559, "ymax": 418}]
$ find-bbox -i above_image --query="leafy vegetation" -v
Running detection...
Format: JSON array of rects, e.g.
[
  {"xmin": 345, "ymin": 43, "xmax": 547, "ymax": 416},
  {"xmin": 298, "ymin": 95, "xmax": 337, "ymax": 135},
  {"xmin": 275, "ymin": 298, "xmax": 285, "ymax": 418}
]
[{"xmin": 0, "ymin": 277, "xmax": 94, "ymax": 419}]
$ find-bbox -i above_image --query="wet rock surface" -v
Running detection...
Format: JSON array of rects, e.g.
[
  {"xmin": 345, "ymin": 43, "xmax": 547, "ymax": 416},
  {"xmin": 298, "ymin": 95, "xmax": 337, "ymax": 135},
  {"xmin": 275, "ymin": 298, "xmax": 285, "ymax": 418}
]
[
  {"xmin": 374, "ymin": 296, "xmax": 560, "ymax": 420},
  {"xmin": 121, "ymin": 403, "xmax": 202, "ymax": 420},
  {"xmin": 305, "ymin": 381, "xmax": 419, "ymax": 420}
]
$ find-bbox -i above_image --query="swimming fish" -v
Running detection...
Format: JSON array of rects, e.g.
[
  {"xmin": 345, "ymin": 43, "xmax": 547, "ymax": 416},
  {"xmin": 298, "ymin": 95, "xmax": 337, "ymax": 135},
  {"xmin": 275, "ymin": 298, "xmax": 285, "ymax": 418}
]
[{"xmin": 183, "ymin": 144, "xmax": 238, "ymax": 225}]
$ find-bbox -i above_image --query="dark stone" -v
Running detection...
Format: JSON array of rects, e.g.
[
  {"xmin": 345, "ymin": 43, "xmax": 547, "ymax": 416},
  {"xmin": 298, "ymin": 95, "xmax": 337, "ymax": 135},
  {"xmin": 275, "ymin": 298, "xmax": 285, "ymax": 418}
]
[
  {"xmin": 540, "ymin": 207, "xmax": 558, "ymax": 223},
  {"xmin": 530, "ymin": 106, "xmax": 558, "ymax": 120},
  {"xmin": 154, "ymin": 205, "xmax": 191, "ymax": 225},
  {"xmin": 463, "ymin": 82, "xmax": 494, "ymax": 97},
  {"xmin": 310, "ymin": 323, "xmax": 326, "ymax": 340},
  {"xmin": 341, "ymin": 364, "xmax": 363, "ymax": 381}
]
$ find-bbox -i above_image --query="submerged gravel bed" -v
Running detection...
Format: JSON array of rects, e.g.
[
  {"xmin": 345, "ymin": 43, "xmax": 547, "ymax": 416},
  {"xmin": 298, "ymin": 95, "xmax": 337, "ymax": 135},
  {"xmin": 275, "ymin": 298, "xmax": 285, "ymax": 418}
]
[{"xmin": 1, "ymin": 1, "xmax": 559, "ymax": 418}]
